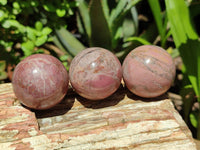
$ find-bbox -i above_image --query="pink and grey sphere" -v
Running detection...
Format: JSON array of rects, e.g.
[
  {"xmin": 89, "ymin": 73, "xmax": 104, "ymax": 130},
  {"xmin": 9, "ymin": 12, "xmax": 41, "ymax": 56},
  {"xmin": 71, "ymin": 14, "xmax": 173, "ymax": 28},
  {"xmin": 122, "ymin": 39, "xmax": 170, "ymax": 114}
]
[
  {"xmin": 69, "ymin": 47, "xmax": 122, "ymax": 100},
  {"xmin": 122, "ymin": 45, "xmax": 176, "ymax": 98},
  {"xmin": 12, "ymin": 54, "xmax": 69, "ymax": 110}
]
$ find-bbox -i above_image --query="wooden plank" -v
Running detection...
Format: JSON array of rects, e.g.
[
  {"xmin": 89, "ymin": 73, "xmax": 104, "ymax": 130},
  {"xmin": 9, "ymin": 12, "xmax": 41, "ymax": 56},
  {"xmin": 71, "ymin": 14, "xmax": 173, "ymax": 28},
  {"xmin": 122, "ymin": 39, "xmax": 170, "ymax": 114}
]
[{"xmin": 0, "ymin": 83, "xmax": 197, "ymax": 150}]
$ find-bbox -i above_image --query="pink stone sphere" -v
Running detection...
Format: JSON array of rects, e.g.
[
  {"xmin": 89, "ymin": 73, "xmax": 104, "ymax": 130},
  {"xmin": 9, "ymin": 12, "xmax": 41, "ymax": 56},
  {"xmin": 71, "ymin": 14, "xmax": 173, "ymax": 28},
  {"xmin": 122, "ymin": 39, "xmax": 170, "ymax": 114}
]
[
  {"xmin": 12, "ymin": 54, "xmax": 69, "ymax": 110},
  {"xmin": 69, "ymin": 47, "xmax": 122, "ymax": 100},
  {"xmin": 122, "ymin": 45, "xmax": 176, "ymax": 98}
]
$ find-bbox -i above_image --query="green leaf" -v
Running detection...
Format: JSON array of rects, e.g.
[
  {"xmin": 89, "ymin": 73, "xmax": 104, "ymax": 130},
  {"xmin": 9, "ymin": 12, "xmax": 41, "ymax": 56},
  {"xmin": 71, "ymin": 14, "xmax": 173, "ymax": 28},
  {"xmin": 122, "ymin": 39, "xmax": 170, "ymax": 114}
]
[
  {"xmin": 13, "ymin": 2, "xmax": 20, "ymax": 9},
  {"xmin": 35, "ymin": 21, "xmax": 43, "ymax": 31},
  {"xmin": 21, "ymin": 41, "xmax": 35, "ymax": 56},
  {"xmin": 3, "ymin": 20, "xmax": 18, "ymax": 28},
  {"xmin": 55, "ymin": 27, "xmax": 85, "ymax": 56},
  {"xmin": 76, "ymin": 0, "xmax": 91, "ymax": 40},
  {"xmin": 62, "ymin": 62, "xmax": 69, "ymax": 71},
  {"xmin": 113, "ymin": 27, "xmax": 122, "ymax": 47},
  {"xmin": 35, "ymin": 35, "xmax": 48, "ymax": 46},
  {"xmin": 111, "ymin": 0, "xmax": 140, "ymax": 24},
  {"xmin": 89, "ymin": 0, "xmax": 112, "ymax": 49},
  {"xmin": 130, "ymin": 7, "xmax": 139, "ymax": 35},
  {"xmin": 0, "ymin": 71, "xmax": 7, "ymax": 80},
  {"xmin": 42, "ymin": 27, "xmax": 52, "ymax": 35},
  {"xmin": 165, "ymin": 0, "xmax": 200, "ymax": 103},
  {"xmin": 179, "ymin": 40, "xmax": 200, "ymax": 98},
  {"xmin": 190, "ymin": 112, "xmax": 198, "ymax": 128},
  {"xmin": 110, "ymin": 0, "xmax": 140, "ymax": 49},
  {"xmin": 0, "ymin": 40, "xmax": 13, "ymax": 50},
  {"xmin": 125, "ymin": 0, "xmax": 141, "ymax": 11},
  {"xmin": 148, "ymin": 0, "xmax": 165, "ymax": 40},
  {"xmin": 43, "ymin": 3, "xmax": 56, "ymax": 12},
  {"xmin": 101, "ymin": 0, "xmax": 109, "ymax": 21},
  {"xmin": 0, "ymin": 10, "xmax": 5, "ymax": 21},
  {"xmin": 2, "ymin": 20, "xmax": 25, "ymax": 32},
  {"xmin": 56, "ymin": 9, "xmax": 66, "ymax": 17},
  {"xmin": 52, "ymin": 35, "xmax": 69, "ymax": 54},
  {"xmin": 0, "ymin": 61, "xmax": 6, "ymax": 71},
  {"xmin": 76, "ymin": 13, "xmax": 85, "ymax": 35},
  {"xmin": 0, "ymin": 0, "xmax": 7, "ymax": 5},
  {"xmin": 165, "ymin": 0, "xmax": 198, "ymax": 47},
  {"xmin": 12, "ymin": 8, "xmax": 21, "ymax": 15},
  {"xmin": 60, "ymin": 55, "xmax": 70, "ymax": 61},
  {"xmin": 162, "ymin": 30, "xmax": 172, "ymax": 48},
  {"xmin": 109, "ymin": 0, "xmax": 128, "ymax": 27},
  {"xmin": 122, "ymin": 17, "xmax": 136, "ymax": 38},
  {"xmin": 31, "ymin": 1, "xmax": 39, "ymax": 7},
  {"xmin": 167, "ymin": 47, "xmax": 179, "ymax": 58},
  {"xmin": 27, "ymin": 27, "xmax": 36, "ymax": 41},
  {"xmin": 126, "ymin": 37, "xmax": 151, "ymax": 45}
]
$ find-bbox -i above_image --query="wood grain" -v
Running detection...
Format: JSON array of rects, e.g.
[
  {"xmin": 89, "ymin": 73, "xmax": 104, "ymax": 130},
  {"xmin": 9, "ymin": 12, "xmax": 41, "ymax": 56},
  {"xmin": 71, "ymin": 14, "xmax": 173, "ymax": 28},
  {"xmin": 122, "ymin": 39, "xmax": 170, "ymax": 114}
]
[{"xmin": 0, "ymin": 83, "xmax": 197, "ymax": 150}]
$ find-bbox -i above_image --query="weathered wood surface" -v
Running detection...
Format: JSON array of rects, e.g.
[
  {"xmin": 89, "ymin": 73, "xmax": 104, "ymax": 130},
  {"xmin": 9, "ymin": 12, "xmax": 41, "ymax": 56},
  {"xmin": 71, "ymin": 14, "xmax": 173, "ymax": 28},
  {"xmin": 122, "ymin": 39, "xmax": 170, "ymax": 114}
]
[{"xmin": 0, "ymin": 83, "xmax": 197, "ymax": 150}]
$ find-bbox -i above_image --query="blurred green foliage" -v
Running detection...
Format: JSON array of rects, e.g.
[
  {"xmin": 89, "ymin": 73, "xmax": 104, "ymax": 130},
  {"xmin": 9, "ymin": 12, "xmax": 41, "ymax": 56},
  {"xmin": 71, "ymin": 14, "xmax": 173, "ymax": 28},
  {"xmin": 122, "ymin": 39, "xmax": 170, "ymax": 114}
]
[
  {"xmin": 0, "ymin": 0, "xmax": 77, "ymax": 63},
  {"xmin": 53, "ymin": 0, "xmax": 160, "ymax": 62},
  {"xmin": 165, "ymin": 0, "xmax": 200, "ymax": 139},
  {"xmin": 53, "ymin": 0, "xmax": 141, "ymax": 60},
  {"xmin": 0, "ymin": 60, "xmax": 7, "ymax": 80}
]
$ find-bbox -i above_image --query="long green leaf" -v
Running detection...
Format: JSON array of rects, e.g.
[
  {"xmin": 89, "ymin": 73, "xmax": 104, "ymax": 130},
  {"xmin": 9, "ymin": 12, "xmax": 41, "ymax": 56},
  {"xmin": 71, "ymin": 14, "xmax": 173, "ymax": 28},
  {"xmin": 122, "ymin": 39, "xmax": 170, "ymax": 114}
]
[
  {"xmin": 165, "ymin": 0, "xmax": 198, "ymax": 47},
  {"xmin": 125, "ymin": 37, "xmax": 151, "ymax": 45},
  {"xmin": 111, "ymin": 0, "xmax": 140, "ymax": 50},
  {"xmin": 89, "ymin": 0, "xmax": 112, "ymax": 49},
  {"xmin": 124, "ymin": 0, "xmax": 141, "ymax": 12},
  {"xmin": 76, "ymin": 13, "xmax": 85, "ymax": 35},
  {"xmin": 110, "ymin": 0, "xmax": 140, "ymax": 29},
  {"xmin": 55, "ymin": 27, "xmax": 85, "ymax": 57},
  {"xmin": 148, "ymin": 0, "xmax": 164, "ymax": 40},
  {"xmin": 130, "ymin": 6, "xmax": 139, "ymax": 35},
  {"xmin": 52, "ymin": 35, "xmax": 68, "ymax": 54},
  {"xmin": 179, "ymin": 40, "xmax": 200, "ymax": 98},
  {"xmin": 162, "ymin": 30, "xmax": 172, "ymax": 48},
  {"xmin": 165, "ymin": 0, "xmax": 200, "ymax": 101},
  {"xmin": 109, "ymin": 0, "xmax": 128, "ymax": 27},
  {"xmin": 76, "ymin": 0, "xmax": 91, "ymax": 38},
  {"xmin": 101, "ymin": 0, "xmax": 109, "ymax": 21},
  {"xmin": 109, "ymin": 0, "xmax": 128, "ymax": 49}
]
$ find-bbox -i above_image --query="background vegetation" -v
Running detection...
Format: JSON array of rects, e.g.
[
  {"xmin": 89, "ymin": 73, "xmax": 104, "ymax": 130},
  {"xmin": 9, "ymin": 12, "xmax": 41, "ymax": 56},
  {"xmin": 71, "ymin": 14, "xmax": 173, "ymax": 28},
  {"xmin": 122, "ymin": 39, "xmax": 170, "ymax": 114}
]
[{"xmin": 1, "ymin": 0, "xmax": 200, "ymax": 140}]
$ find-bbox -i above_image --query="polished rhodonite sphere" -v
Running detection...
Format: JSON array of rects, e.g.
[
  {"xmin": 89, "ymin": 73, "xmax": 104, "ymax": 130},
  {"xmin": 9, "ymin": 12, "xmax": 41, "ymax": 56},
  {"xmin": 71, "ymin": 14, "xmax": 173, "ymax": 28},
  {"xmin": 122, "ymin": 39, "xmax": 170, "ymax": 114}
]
[
  {"xmin": 122, "ymin": 45, "xmax": 176, "ymax": 98},
  {"xmin": 12, "ymin": 54, "xmax": 69, "ymax": 110},
  {"xmin": 69, "ymin": 47, "xmax": 122, "ymax": 100}
]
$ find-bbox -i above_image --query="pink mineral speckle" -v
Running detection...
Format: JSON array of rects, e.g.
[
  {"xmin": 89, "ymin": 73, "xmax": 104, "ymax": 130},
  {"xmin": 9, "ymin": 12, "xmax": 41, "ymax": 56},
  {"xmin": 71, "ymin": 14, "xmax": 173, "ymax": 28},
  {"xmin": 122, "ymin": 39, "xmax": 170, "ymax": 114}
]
[
  {"xmin": 69, "ymin": 47, "xmax": 122, "ymax": 100},
  {"xmin": 12, "ymin": 54, "xmax": 69, "ymax": 110},
  {"xmin": 122, "ymin": 45, "xmax": 176, "ymax": 98}
]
